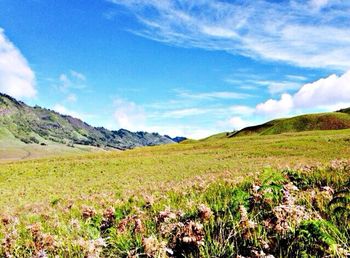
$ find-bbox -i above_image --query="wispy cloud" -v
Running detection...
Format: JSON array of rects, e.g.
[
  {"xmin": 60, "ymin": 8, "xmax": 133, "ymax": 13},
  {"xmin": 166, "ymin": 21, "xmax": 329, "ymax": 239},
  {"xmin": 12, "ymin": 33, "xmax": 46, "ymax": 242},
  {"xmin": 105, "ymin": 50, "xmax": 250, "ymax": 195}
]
[
  {"xmin": 108, "ymin": 0, "xmax": 350, "ymax": 70},
  {"xmin": 0, "ymin": 28, "xmax": 36, "ymax": 99},
  {"xmin": 58, "ymin": 70, "xmax": 86, "ymax": 92},
  {"xmin": 254, "ymin": 80, "xmax": 301, "ymax": 94},
  {"xmin": 285, "ymin": 75, "xmax": 308, "ymax": 81},
  {"xmin": 162, "ymin": 108, "xmax": 207, "ymax": 118},
  {"xmin": 225, "ymin": 76, "xmax": 303, "ymax": 94},
  {"xmin": 177, "ymin": 90, "xmax": 251, "ymax": 100}
]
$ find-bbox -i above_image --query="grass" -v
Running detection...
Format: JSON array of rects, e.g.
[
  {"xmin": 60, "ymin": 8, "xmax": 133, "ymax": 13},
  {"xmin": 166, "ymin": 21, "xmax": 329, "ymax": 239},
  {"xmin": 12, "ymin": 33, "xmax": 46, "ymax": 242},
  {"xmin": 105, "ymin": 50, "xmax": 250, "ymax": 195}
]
[
  {"xmin": 0, "ymin": 127, "xmax": 102, "ymax": 162},
  {"xmin": 0, "ymin": 129, "xmax": 350, "ymax": 257}
]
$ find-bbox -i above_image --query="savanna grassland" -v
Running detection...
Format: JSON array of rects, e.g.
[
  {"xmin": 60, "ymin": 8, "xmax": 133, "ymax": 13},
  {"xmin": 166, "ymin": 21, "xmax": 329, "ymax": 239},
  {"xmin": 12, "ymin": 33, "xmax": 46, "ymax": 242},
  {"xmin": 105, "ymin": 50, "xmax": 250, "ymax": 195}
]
[{"xmin": 0, "ymin": 129, "xmax": 350, "ymax": 257}]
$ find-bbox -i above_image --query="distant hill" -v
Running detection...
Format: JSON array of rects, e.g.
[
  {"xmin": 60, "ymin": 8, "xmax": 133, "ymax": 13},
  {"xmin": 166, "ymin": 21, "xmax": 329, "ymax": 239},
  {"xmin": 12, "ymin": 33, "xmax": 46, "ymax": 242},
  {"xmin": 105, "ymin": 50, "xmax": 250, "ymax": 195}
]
[
  {"xmin": 0, "ymin": 93, "xmax": 174, "ymax": 151},
  {"xmin": 232, "ymin": 110, "xmax": 350, "ymax": 137},
  {"xmin": 337, "ymin": 107, "xmax": 350, "ymax": 114},
  {"xmin": 165, "ymin": 135, "xmax": 187, "ymax": 143}
]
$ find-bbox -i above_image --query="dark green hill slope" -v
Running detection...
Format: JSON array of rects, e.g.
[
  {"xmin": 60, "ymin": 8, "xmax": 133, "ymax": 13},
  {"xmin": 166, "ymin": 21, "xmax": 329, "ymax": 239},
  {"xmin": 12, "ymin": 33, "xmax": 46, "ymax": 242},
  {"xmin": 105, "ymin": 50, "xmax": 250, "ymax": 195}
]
[
  {"xmin": 337, "ymin": 107, "xmax": 350, "ymax": 114},
  {"xmin": 232, "ymin": 111, "xmax": 350, "ymax": 137},
  {"xmin": 0, "ymin": 93, "xmax": 174, "ymax": 150}
]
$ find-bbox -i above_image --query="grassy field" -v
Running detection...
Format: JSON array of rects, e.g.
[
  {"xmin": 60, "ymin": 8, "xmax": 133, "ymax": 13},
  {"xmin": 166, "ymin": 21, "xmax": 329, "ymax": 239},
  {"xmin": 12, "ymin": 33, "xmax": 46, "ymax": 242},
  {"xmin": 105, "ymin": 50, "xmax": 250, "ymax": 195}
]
[
  {"xmin": 0, "ymin": 127, "xmax": 101, "ymax": 162},
  {"xmin": 0, "ymin": 129, "xmax": 349, "ymax": 257}
]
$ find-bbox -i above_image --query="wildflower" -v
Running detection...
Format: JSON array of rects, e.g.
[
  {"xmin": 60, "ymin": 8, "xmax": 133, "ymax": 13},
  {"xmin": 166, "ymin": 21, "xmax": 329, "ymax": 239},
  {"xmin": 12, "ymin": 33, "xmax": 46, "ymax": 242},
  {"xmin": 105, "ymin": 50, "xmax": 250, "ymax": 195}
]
[
  {"xmin": 69, "ymin": 218, "xmax": 81, "ymax": 230},
  {"xmin": 75, "ymin": 237, "xmax": 106, "ymax": 257},
  {"xmin": 271, "ymin": 204, "xmax": 311, "ymax": 234},
  {"xmin": 239, "ymin": 205, "xmax": 257, "ymax": 239},
  {"xmin": 143, "ymin": 195, "xmax": 155, "ymax": 208},
  {"xmin": 100, "ymin": 207, "xmax": 115, "ymax": 230},
  {"xmin": 134, "ymin": 218, "xmax": 144, "ymax": 234},
  {"xmin": 41, "ymin": 234, "xmax": 56, "ymax": 251},
  {"xmin": 143, "ymin": 236, "xmax": 159, "ymax": 256},
  {"xmin": 27, "ymin": 223, "xmax": 56, "ymax": 255},
  {"xmin": 176, "ymin": 221, "xmax": 204, "ymax": 247},
  {"xmin": 198, "ymin": 204, "xmax": 212, "ymax": 221},
  {"xmin": 1, "ymin": 228, "xmax": 18, "ymax": 257},
  {"xmin": 116, "ymin": 215, "xmax": 143, "ymax": 234},
  {"xmin": 117, "ymin": 217, "xmax": 131, "ymax": 232},
  {"xmin": 82, "ymin": 206, "xmax": 96, "ymax": 219},
  {"xmin": 142, "ymin": 236, "xmax": 167, "ymax": 257},
  {"xmin": 157, "ymin": 208, "xmax": 177, "ymax": 223},
  {"xmin": 1, "ymin": 215, "xmax": 12, "ymax": 226}
]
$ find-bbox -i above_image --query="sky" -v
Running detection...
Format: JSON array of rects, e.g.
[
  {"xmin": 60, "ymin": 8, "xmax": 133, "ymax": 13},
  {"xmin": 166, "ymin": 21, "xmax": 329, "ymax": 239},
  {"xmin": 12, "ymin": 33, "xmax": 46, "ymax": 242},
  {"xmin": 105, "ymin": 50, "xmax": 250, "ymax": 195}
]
[{"xmin": 0, "ymin": 0, "xmax": 350, "ymax": 139}]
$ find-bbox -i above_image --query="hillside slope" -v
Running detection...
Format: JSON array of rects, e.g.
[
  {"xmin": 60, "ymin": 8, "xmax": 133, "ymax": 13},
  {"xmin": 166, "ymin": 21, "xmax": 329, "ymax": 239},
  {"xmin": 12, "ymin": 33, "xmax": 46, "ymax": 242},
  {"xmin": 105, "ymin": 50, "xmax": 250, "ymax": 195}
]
[
  {"xmin": 0, "ymin": 93, "xmax": 174, "ymax": 151},
  {"xmin": 232, "ymin": 110, "xmax": 350, "ymax": 137}
]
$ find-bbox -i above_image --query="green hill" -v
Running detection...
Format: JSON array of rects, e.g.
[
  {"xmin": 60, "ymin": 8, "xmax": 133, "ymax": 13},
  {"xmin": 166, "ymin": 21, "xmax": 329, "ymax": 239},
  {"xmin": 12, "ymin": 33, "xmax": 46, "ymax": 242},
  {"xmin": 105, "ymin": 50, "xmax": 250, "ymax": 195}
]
[
  {"xmin": 0, "ymin": 93, "xmax": 174, "ymax": 159},
  {"xmin": 232, "ymin": 110, "xmax": 350, "ymax": 137},
  {"xmin": 337, "ymin": 107, "xmax": 350, "ymax": 114}
]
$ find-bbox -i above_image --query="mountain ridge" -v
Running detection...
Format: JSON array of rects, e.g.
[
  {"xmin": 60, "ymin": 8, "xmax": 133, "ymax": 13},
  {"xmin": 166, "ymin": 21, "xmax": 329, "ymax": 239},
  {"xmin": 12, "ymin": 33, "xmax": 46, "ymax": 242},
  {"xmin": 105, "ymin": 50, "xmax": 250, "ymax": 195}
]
[{"xmin": 0, "ymin": 93, "xmax": 174, "ymax": 150}]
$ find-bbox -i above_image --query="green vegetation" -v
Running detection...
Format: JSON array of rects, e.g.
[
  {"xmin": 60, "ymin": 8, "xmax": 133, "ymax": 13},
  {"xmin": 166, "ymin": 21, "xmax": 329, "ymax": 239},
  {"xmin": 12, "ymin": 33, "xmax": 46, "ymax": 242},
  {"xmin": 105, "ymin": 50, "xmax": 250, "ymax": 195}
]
[
  {"xmin": 0, "ymin": 93, "xmax": 173, "ymax": 154},
  {"xmin": 233, "ymin": 111, "xmax": 350, "ymax": 136},
  {"xmin": 338, "ymin": 107, "xmax": 350, "ymax": 115},
  {"xmin": 0, "ymin": 129, "xmax": 349, "ymax": 256}
]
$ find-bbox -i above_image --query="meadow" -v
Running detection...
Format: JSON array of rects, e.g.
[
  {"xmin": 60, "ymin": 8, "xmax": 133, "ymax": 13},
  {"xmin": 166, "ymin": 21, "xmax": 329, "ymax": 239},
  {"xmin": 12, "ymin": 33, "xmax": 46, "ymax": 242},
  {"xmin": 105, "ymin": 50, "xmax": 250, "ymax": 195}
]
[{"xmin": 0, "ymin": 129, "xmax": 349, "ymax": 257}]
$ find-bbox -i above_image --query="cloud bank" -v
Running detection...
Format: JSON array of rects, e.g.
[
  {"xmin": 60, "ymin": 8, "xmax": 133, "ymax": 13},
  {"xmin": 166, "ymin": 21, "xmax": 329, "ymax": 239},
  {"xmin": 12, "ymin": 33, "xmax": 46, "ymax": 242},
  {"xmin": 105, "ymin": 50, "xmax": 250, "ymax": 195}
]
[
  {"xmin": 256, "ymin": 70, "xmax": 350, "ymax": 117},
  {"xmin": 0, "ymin": 28, "xmax": 36, "ymax": 99}
]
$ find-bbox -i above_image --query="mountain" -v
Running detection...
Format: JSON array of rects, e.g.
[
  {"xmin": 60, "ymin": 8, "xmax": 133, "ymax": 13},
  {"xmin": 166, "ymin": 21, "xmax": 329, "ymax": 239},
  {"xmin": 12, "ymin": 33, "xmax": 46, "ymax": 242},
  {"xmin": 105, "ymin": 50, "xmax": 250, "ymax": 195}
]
[
  {"xmin": 231, "ymin": 110, "xmax": 350, "ymax": 137},
  {"xmin": 165, "ymin": 135, "xmax": 187, "ymax": 143},
  {"xmin": 0, "ymin": 93, "xmax": 174, "ymax": 150}
]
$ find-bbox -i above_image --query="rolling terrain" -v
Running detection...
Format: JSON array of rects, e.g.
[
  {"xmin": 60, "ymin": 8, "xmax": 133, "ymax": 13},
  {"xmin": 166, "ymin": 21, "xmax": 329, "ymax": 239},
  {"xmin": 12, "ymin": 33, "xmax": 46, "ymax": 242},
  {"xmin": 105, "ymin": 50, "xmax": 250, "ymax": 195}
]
[
  {"xmin": 0, "ymin": 128, "xmax": 349, "ymax": 257},
  {"xmin": 0, "ymin": 93, "xmax": 174, "ymax": 160}
]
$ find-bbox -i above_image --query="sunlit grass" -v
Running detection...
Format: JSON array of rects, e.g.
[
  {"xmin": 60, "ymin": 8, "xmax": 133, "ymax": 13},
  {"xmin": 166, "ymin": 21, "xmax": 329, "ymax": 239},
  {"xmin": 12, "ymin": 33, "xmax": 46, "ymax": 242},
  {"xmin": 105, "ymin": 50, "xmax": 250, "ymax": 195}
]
[{"xmin": 0, "ymin": 129, "xmax": 349, "ymax": 256}]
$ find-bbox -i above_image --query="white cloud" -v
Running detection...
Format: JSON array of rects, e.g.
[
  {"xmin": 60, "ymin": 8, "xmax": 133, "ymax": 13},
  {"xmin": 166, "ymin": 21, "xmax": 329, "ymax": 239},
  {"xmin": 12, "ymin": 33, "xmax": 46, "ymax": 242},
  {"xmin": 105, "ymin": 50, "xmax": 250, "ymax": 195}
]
[
  {"xmin": 255, "ymin": 70, "xmax": 350, "ymax": 117},
  {"xmin": 109, "ymin": 0, "xmax": 350, "ymax": 70},
  {"xmin": 256, "ymin": 94, "xmax": 294, "ymax": 117},
  {"xmin": 52, "ymin": 104, "xmax": 84, "ymax": 120},
  {"xmin": 0, "ymin": 28, "xmax": 36, "ymax": 99},
  {"xmin": 294, "ymin": 70, "xmax": 350, "ymax": 108},
  {"xmin": 114, "ymin": 98, "xmax": 146, "ymax": 131},
  {"xmin": 227, "ymin": 116, "xmax": 253, "ymax": 130}
]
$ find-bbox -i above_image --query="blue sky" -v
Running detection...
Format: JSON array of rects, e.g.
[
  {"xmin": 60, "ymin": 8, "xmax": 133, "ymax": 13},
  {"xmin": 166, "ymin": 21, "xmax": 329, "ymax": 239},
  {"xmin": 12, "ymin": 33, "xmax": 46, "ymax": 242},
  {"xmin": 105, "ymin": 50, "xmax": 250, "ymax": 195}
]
[{"xmin": 0, "ymin": 0, "xmax": 350, "ymax": 138}]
